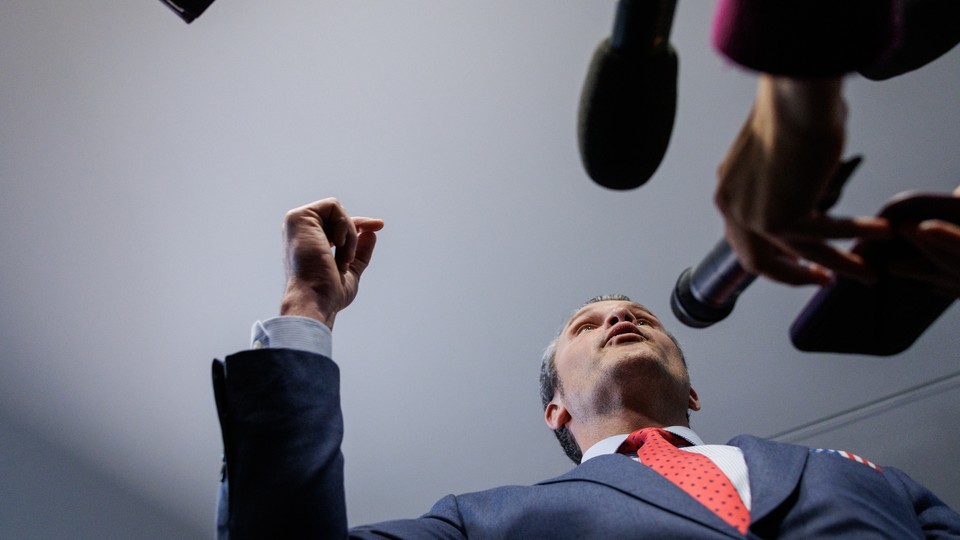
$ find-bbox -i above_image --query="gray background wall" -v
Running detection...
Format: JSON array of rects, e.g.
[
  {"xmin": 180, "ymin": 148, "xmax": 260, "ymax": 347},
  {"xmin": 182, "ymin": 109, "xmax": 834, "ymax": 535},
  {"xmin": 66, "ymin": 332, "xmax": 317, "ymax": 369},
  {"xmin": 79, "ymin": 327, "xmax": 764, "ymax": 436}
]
[{"xmin": 1, "ymin": 1, "xmax": 958, "ymax": 538}]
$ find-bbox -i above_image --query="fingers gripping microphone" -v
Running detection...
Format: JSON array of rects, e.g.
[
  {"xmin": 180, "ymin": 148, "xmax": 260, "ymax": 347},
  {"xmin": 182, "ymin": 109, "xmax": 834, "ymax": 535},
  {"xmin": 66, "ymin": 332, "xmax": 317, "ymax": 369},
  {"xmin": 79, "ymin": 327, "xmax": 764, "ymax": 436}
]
[
  {"xmin": 671, "ymin": 157, "xmax": 863, "ymax": 328},
  {"xmin": 578, "ymin": 0, "xmax": 679, "ymax": 190}
]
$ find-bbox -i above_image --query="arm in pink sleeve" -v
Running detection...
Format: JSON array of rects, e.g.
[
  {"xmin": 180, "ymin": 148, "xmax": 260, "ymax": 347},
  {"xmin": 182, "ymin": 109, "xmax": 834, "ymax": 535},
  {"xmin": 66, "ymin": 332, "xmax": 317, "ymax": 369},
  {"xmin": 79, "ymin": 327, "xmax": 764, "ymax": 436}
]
[{"xmin": 711, "ymin": 0, "xmax": 897, "ymax": 77}]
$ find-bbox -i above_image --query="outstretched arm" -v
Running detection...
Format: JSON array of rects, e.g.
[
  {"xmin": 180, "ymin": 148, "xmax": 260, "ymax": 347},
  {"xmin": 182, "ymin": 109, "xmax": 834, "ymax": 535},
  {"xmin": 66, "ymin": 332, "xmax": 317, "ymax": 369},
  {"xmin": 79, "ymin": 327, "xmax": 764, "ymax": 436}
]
[
  {"xmin": 214, "ymin": 198, "xmax": 382, "ymax": 540},
  {"xmin": 710, "ymin": 0, "xmax": 896, "ymax": 286},
  {"xmin": 715, "ymin": 75, "xmax": 890, "ymax": 285}
]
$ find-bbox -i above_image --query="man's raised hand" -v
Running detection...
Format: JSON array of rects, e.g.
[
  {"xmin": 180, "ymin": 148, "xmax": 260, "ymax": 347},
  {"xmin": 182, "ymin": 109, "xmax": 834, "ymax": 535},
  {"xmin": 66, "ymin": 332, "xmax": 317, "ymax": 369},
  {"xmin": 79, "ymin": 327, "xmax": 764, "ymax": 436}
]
[{"xmin": 280, "ymin": 198, "xmax": 384, "ymax": 329}]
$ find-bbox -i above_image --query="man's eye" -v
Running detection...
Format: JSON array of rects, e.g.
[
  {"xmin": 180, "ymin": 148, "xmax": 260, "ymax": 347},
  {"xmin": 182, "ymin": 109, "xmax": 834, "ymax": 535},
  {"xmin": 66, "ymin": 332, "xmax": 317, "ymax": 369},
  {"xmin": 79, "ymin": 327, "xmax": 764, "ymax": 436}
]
[
  {"xmin": 637, "ymin": 320, "xmax": 647, "ymax": 326},
  {"xmin": 577, "ymin": 324, "xmax": 596, "ymax": 334}
]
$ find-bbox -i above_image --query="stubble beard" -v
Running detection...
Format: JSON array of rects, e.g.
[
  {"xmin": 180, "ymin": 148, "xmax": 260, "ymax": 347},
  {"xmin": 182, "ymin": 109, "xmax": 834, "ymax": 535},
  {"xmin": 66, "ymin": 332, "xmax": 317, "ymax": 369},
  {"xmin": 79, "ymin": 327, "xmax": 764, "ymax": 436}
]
[{"xmin": 588, "ymin": 345, "xmax": 689, "ymax": 420}]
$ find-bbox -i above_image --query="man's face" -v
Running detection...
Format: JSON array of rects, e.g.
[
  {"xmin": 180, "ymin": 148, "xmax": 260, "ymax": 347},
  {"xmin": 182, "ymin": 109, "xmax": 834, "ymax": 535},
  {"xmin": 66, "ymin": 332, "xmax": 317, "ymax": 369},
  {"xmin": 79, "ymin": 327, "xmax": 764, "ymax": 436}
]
[{"xmin": 549, "ymin": 300, "xmax": 697, "ymax": 428}]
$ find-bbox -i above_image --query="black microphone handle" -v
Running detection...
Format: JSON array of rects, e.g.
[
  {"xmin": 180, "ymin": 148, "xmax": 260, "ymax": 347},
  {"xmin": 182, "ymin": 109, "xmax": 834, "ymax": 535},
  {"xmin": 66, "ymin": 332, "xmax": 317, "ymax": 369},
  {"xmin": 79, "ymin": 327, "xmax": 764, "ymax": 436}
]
[
  {"xmin": 671, "ymin": 239, "xmax": 756, "ymax": 328},
  {"xmin": 612, "ymin": 0, "xmax": 677, "ymax": 54}
]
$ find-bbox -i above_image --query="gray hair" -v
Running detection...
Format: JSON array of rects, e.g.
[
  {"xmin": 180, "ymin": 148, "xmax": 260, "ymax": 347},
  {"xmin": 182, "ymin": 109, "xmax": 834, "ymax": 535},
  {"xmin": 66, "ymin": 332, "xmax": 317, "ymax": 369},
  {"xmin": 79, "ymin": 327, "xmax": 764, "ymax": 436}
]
[{"xmin": 539, "ymin": 294, "xmax": 686, "ymax": 464}]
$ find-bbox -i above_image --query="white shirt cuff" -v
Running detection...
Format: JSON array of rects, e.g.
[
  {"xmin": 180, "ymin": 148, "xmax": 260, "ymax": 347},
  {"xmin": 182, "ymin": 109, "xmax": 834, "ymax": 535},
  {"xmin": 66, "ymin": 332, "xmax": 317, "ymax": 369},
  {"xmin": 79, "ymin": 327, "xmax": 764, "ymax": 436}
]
[{"xmin": 250, "ymin": 316, "xmax": 332, "ymax": 358}]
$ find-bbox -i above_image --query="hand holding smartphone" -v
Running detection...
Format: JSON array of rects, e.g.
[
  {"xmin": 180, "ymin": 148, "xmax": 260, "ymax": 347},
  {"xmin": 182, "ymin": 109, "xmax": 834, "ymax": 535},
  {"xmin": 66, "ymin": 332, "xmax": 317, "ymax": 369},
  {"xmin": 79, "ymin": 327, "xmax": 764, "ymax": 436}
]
[{"xmin": 790, "ymin": 191, "xmax": 960, "ymax": 356}]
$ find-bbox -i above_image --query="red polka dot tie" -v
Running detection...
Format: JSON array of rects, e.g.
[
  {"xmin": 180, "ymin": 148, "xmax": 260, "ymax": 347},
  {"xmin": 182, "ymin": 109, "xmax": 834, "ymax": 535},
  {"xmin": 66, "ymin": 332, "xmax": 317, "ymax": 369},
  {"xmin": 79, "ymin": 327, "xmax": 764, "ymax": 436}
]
[{"xmin": 622, "ymin": 428, "xmax": 749, "ymax": 535}]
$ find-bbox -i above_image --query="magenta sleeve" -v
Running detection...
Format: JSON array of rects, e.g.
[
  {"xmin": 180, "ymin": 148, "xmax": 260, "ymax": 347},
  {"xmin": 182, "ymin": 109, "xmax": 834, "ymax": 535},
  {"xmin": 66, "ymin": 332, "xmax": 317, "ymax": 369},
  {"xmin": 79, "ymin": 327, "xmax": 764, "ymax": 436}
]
[{"xmin": 711, "ymin": 0, "xmax": 898, "ymax": 77}]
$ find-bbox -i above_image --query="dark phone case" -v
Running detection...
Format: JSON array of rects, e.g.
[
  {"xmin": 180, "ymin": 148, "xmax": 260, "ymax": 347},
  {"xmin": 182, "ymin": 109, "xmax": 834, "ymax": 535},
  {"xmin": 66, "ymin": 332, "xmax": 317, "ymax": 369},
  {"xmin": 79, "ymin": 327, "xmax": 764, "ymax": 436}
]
[{"xmin": 790, "ymin": 192, "xmax": 960, "ymax": 356}]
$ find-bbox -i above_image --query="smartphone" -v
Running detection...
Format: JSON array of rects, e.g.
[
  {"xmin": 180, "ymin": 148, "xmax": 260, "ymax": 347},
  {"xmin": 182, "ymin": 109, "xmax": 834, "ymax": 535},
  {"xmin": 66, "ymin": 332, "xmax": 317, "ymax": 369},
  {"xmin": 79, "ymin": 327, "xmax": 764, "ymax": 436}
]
[{"xmin": 790, "ymin": 191, "xmax": 960, "ymax": 356}]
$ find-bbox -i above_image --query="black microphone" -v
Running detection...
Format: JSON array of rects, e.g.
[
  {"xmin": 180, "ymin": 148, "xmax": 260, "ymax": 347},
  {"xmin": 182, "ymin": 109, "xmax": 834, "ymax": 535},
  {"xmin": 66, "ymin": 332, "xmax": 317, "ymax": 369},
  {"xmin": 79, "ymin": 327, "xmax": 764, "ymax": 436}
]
[
  {"xmin": 578, "ymin": 0, "xmax": 679, "ymax": 190},
  {"xmin": 671, "ymin": 239, "xmax": 756, "ymax": 328},
  {"xmin": 671, "ymin": 156, "xmax": 863, "ymax": 328}
]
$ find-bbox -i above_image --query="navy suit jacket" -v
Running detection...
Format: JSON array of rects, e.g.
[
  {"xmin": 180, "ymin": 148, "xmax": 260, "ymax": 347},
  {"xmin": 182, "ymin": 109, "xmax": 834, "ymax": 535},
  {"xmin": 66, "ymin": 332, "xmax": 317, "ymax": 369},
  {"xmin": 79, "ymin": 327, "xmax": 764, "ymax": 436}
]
[{"xmin": 213, "ymin": 348, "xmax": 960, "ymax": 539}]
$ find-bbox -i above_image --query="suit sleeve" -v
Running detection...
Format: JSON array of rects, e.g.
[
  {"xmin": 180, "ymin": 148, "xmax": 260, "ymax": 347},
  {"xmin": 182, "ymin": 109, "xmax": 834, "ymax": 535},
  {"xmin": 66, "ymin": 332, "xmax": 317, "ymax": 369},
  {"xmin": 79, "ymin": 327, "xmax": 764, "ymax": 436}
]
[
  {"xmin": 213, "ymin": 348, "xmax": 348, "ymax": 540},
  {"xmin": 883, "ymin": 466, "xmax": 960, "ymax": 538},
  {"xmin": 349, "ymin": 495, "xmax": 466, "ymax": 539},
  {"xmin": 212, "ymin": 348, "xmax": 470, "ymax": 539}
]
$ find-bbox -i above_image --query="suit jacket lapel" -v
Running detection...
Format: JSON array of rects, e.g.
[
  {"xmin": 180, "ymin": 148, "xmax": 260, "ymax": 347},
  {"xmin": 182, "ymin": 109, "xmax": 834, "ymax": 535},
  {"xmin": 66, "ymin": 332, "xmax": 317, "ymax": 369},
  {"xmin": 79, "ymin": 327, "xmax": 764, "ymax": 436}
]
[
  {"xmin": 541, "ymin": 454, "xmax": 745, "ymax": 538},
  {"xmin": 728, "ymin": 435, "xmax": 807, "ymax": 524}
]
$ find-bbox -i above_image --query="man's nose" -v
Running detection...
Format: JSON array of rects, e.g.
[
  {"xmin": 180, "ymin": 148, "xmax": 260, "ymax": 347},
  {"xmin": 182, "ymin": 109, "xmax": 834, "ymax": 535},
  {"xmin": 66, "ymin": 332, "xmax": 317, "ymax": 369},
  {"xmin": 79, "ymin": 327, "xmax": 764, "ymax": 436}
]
[{"xmin": 605, "ymin": 308, "xmax": 636, "ymax": 327}]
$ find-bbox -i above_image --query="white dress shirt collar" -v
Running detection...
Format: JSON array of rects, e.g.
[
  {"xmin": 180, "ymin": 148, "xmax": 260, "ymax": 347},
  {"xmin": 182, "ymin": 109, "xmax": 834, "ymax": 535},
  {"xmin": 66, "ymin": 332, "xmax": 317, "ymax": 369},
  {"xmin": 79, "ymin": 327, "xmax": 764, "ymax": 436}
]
[{"xmin": 580, "ymin": 426, "xmax": 705, "ymax": 463}]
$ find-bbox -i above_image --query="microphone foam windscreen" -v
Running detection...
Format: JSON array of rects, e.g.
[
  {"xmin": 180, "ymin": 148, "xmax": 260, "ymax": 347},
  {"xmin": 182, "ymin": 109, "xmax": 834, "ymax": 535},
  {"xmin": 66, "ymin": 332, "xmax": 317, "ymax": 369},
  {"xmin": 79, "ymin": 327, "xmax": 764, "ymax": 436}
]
[{"xmin": 578, "ymin": 39, "xmax": 678, "ymax": 190}]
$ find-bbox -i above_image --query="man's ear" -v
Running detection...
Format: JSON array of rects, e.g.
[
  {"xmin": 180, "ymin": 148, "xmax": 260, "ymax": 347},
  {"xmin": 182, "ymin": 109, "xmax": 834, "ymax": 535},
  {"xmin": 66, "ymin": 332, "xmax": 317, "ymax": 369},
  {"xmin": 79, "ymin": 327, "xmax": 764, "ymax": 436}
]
[
  {"xmin": 545, "ymin": 400, "xmax": 571, "ymax": 431},
  {"xmin": 687, "ymin": 387, "xmax": 701, "ymax": 412}
]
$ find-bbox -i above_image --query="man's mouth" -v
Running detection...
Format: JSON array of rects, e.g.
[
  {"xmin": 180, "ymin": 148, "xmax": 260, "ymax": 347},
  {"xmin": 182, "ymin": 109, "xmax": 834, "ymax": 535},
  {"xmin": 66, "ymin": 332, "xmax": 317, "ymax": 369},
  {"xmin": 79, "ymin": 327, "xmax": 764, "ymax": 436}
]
[{"xmin": 605, "ymin": 322, "xmax": 648, "ymax": 347}]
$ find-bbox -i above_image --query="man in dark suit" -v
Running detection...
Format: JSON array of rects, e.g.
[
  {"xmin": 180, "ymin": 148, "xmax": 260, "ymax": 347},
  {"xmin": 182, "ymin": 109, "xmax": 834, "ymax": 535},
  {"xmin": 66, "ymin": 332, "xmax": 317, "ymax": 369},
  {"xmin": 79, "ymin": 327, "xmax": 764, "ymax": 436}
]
[{"xmin": 213, "ymin": 198, "xmax": 960, "ymax": 538}]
